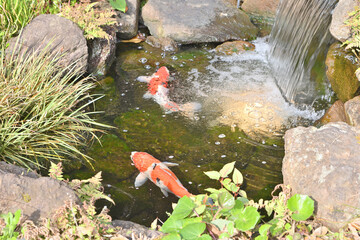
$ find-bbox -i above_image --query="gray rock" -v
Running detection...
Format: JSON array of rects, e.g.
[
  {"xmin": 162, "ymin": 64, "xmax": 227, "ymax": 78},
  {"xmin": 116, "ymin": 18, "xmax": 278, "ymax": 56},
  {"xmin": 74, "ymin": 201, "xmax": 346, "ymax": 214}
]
[
  {"xmin": 282, "ymin": 122, "xmax": 360, "ymax": 231},
  {"xmin": 330, "ymin": 0, "xmax": 359, "ymax": 42},
  {"xmin": 6, "ymin": 14, "xmax": 88, "ymax": 75},
  {"xmin": 88, "ymin": 26, "xmax": 117, "ymax": 77},
  {"xmin": 345, "ymin": 96, "xmax": 360, "ymax": 126},
  {"xmin": 142, "ymin": 0, "xmax": 258, "ymax": 44},
  {"xmin": 112, "ymin": 220, "xmax": 164, "ymax": 239},
  {"xmin": 0, "ymin": 162, "xmax": 79, "ymax": 223},
  {"xmin": 145, "ymin": 36, "xmax": 178, "ymax": 52},
  {"xmin": 242, "ymin": 0, "xmax": 280, "ymax": 18},
  {"xmin": 115, "ymin": 0, "xmax": 141, "ymax": 39}
]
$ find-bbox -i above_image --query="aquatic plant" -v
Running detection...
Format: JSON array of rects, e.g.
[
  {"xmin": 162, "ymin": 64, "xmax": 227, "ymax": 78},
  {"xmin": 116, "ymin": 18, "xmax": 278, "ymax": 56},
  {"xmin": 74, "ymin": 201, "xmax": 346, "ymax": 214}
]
[
  {"xmin": 59, "ymin": 1, "xmax": 117, "ymax": 40},
  {"xmin": 0, "ymin": 44, "xmax": 107, "ymax": 169}
]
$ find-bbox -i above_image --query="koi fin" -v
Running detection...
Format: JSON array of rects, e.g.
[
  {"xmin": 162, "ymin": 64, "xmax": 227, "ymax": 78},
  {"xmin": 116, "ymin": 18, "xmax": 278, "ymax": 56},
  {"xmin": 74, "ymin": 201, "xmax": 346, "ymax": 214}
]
[
  {"xmin": 137, "ymin": 76, "xmax": 151, "ymax": 83},
  {"xmin": 134, "ymin": 172, "xmax": 148, "ymax": 187},
  {"xmin": 161, "ymin": 162, "xmax": 179, "ymax": 167},
  {"xmin": 160, "ymin": 188, "xmax": 169, "ymax": 197}
]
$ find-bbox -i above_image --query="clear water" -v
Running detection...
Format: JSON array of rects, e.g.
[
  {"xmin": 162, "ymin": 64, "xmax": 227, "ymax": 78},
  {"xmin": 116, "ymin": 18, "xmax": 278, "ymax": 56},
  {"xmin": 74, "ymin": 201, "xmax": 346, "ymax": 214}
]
[{"xmin": 68, "ymin": 36, "xmax": 332, "ymax": 226}]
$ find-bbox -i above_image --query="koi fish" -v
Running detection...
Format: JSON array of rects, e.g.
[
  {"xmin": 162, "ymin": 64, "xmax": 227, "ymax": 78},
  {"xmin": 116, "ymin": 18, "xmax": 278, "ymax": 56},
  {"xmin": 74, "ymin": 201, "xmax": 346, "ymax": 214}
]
[
  {"xmin": 131, "ymin": 151, "xmax": 192, "ymax": 198},
  {"xmin": 137, "ymin": 66, "xmax": 201, "ymax": 114}
]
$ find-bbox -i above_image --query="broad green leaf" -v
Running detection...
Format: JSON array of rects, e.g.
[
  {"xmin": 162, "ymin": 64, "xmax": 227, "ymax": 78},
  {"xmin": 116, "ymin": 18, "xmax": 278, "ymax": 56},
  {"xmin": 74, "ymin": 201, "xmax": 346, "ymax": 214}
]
[
  {"xmin": 109, "ymin": 0, "xmax": 127, "ymax": 12},
  {"xmin": 162, "ymin": 233, "xmax": 181, "ymax": 240},
  {"xmin": 198, "ymin": 234, "xmax": 212, "ymax": 240},
  {"xmin": 230, "ymin": 183, "xmax": 240, "ymax": 193},
  {"xmin": 232, "ymin": 168, "xmax": 243, "ymax": 185},
  {"xmin": 219, "ymin": 161, "xmax": 236, "ymax": 178},
  {"xmin": 227, "ymin": 221, "xmax": 235, "ymax": 236},
  {"xmin": 204, "ymin": 171, "xmax": 221, "ymax": 180},
  {"xmin": 182, "ymin": 217, "xmax": 202, "ymax": 228},
  {"xmin": 258, "ymin": 223, "xmax": 271, "ymax": 235},
  {"xmin": 171, "ymin": 196, "xmax": 195, "ymax": 219},
  {"xmin": 179, "ymin": 222, "xmax": 206, "ymax": 240},
  {"xmin": 211, "ymin": 219, "xmax": 232, "ymax": 231},
  {"xmin": 286, "ymin": 235, "xmax": 293, "ymax": 240},
  {"xmin": 161, "ymin": 217, "xmax": 183, "ymax": 233},
  {"xmin": 205, "ymin": 188, "xmax": 219, "ymax": 194},
  {"xmin": 194, "ymin": 204, "xmax": 206, "ymax": 215},
  {"xmin": 287, "ymin": 194, "xmax": 314, "ymax": 221},
  {"xmin": 218, "ymin": 191, "xmax": 235, "ymax": 209},
  {"xmin": 255, "ymin": 236, "xmax": 268, "ymax": 240},
  {"xmin": 285, "ymin": 223, "xmax": 291, "ymax": 231},
  {"xmin": 219, "ymin": 232, "xmax": 231, "ymax": 239},
  {"xmin": 233, "ymin": 199, "xmax": 244, "ymax": 210},
  {"xmin": 234, "ymin": 206, "xmax": 260, "ymax": 231},
  {"xmin": 239, "ymin": 190, "xmax": 247, "ymax": 198}
]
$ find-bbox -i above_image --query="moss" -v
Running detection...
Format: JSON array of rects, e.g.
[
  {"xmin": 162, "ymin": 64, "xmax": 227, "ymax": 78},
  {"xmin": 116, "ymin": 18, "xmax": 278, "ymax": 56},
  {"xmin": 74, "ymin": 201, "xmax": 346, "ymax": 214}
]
[{"xmin": 326, "ymin": 43, "xmax": 360, "ymax": 102}]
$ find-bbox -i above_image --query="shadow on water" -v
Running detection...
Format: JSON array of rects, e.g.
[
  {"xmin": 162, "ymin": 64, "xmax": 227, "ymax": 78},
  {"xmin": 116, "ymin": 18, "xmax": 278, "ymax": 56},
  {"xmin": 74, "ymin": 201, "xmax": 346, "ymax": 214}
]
[{"xmin": 69, "ymin": 38, "xmax": 331, "ymax": 226}]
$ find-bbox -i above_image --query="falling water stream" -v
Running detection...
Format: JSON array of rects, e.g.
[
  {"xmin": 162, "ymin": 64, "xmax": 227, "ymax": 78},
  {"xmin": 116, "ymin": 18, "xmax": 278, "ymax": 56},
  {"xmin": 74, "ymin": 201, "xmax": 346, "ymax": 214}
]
[{"xmin": 69, "ymin": 0, "xmax": 337, "ymax": 226}]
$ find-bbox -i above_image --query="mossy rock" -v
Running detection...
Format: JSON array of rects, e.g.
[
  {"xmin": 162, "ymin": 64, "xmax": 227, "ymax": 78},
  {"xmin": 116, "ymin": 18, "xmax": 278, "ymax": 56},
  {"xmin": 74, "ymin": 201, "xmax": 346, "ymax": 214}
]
[{"xmin": 325, "ymin": 42, "xmax": 360, "ymax": 102}]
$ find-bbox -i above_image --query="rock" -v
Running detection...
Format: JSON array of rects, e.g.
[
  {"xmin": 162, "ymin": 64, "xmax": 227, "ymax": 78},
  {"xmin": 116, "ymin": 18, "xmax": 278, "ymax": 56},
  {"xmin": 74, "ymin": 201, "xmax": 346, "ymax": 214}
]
[
  {"xmin": 112, "ymin": 220, "xmax": 164, "ymax": 239},
  {"xmin": 215, "ymin": 40, "xmax": 255, "ymax": 55},
  {"xmin": 329, "ymin": 0, "xmax": 359, "ymax": 42},
  {"xmin": 282, "ymin": 122, "xmax": 360, "ymax": 231},
  {"xmin": 145, "ymin": 36, "xmax": 178, "ymax": 52},
  {"xmin": 325, "ymin": 42, "xmax": 360, "ymax": 102},
  {"xmin": 345, "ymin": 96, "xmax": 360, "ymax": 126},
  {"xmin": 115, "ymin": 0, "xmax": 141, "ymax": 39},
  {"xmin": 242, "ymin": 0, "xmax": 280, "ymax": 18},
  {"xmin": 6, "ymin": 14, "xmax": 88, "ymax": 75},
  {"xmin": 87, "ymin": 26, "xmax": 117, "ymax": 77},
  {"xmin": 319, "ymin": 100, "xmax": 347, "ymax": 124},
  {"xmin": 0, "ymin": 162, "xmax": 79, "ymax": 223},
  {"xmin": 141, "ymin": 0, "xmax": 258, "ymax": 44}
]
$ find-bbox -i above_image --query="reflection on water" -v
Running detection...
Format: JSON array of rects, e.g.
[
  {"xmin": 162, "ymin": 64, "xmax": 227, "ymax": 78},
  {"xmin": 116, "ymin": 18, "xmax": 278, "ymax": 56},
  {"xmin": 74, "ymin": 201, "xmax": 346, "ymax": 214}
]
[{"xmin": 70, "ymin": 38, "xmax": 331, "ymax": 226}]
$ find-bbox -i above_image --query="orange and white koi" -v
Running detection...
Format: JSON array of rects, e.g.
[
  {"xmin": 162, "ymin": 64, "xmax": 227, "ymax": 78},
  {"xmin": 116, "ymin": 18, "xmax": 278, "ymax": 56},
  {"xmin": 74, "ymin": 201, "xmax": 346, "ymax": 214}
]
[
  {"xmin": 137, "ymin": 66, "xmax": 201, "ymax": 114},
  {"xmin": 131, "ymin": 151, "xmax": 192, "ymax": 198}
]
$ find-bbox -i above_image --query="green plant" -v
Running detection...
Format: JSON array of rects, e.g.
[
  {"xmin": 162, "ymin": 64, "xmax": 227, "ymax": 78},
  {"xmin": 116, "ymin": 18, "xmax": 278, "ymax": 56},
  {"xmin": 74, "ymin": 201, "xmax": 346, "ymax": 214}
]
[
  {"xmin": 109, "ymin": 0, "xmax": 127, "ymax": 13},
  {"xmin": 0, "ymin": 209, "xmax": 21, "ymax": 240},
  {"xmin": 159, "ymin": 162, "xmax": 315, "ymax": 240},
  {"xmin": 0, "ymin": 0, "xmax": 48, "ymax": 42},
  {"xmin": 59, "ymin": 2, "xmax": 117, "ymax": 40},
  {"xmin": 0, "ymin": 43, "xmax": 108, "ymax": 169}
]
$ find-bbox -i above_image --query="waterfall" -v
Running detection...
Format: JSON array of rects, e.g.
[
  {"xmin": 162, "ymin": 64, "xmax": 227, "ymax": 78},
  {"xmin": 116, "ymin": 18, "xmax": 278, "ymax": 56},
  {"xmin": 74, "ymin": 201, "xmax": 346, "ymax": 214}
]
[{"xmin": 269, "ymin": 0, "xmax": 338, "ymax": 105}]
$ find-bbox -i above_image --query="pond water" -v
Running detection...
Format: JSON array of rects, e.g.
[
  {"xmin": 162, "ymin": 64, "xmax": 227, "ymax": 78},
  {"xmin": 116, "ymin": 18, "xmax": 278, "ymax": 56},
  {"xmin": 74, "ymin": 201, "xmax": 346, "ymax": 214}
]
[{"xmin": 69, "ymin": 36, "xmax": 333, "ymax": 226}]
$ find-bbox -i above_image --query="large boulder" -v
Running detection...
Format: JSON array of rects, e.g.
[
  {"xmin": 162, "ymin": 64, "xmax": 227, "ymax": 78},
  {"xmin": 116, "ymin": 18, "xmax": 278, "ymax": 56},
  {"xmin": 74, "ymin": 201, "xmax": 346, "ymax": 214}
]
[
  {"xmin": 0, "ymin": 162, "xmax": 79, "ymax": 223},
  {"xmin": 141, "ymin": 0, "xmax": 258, "ymax": 44},
  {"xmin": 325, "ymin": 42, "xmax": 360, "ymax": 102},
  {"xmin": 282, "ymin": 122, "xmax": 360, "ymax": 231},
  {"xmin": 329, "ymin": 0, "xmax": 359, "ymax": 42},
  {"xmin": 6, "ymin": 14, "xmax": 88, "ymax": 75},
  {"xmin": 242, "ymin": 0, "xmax": 280, "ymax": 18},
  {"xmin": 345, "ymin": 95, "xmax": 360, "ymax": 126}
]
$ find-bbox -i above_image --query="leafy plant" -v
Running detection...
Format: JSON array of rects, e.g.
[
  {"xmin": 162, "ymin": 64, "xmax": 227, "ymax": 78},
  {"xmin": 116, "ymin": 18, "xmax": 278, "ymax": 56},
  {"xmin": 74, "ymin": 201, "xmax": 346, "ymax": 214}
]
[
  {"xmin": 159, "ymin": 162, "xmax": 315, "ymax": 240},
  {"xmin": 59, "ymin": 1, "xmax": 117, "ymax": 39},
  {"xmin": 109, "ymin": 0, "xmax": 127, "ymax": 13},
  {"xmin": 0, "ymin": 42, "xmax": 108, "ymax": 169},
  {"xmin": 0, "ymin": 209, "xmax": 21, "ymax": 240}
]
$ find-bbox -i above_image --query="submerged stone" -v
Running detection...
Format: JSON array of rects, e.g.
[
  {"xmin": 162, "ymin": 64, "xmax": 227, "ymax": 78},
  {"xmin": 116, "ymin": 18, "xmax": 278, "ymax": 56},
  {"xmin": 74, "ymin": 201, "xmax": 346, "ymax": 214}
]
[
  {"xmin": 141, "ymin": 0, "xmax": 258, "ymax": 44},
  {"xmin": 283, "ymin": 122, "xmax": 360, "ymax": 231},
  {"xmin": 325, "ymin": 42, "xmax": 360, "ymax": 102},
  {"xmin": 215, "ymin": 40, "xmax": 255, "ymax": 55}
]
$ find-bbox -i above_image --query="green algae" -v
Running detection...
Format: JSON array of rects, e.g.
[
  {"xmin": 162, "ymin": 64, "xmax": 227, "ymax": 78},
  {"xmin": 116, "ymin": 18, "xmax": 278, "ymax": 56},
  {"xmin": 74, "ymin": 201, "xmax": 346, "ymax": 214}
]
[{"xmin": 326, "ymin": 42, "xmax": 360, "ymax": 102}]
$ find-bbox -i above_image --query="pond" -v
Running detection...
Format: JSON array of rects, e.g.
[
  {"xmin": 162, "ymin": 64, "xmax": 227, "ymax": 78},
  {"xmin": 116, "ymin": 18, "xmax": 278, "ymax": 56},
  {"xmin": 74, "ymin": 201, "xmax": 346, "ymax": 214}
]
[{"xmin": 69, "ymin": 36, "xmax": 333, "ymax": 226}]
